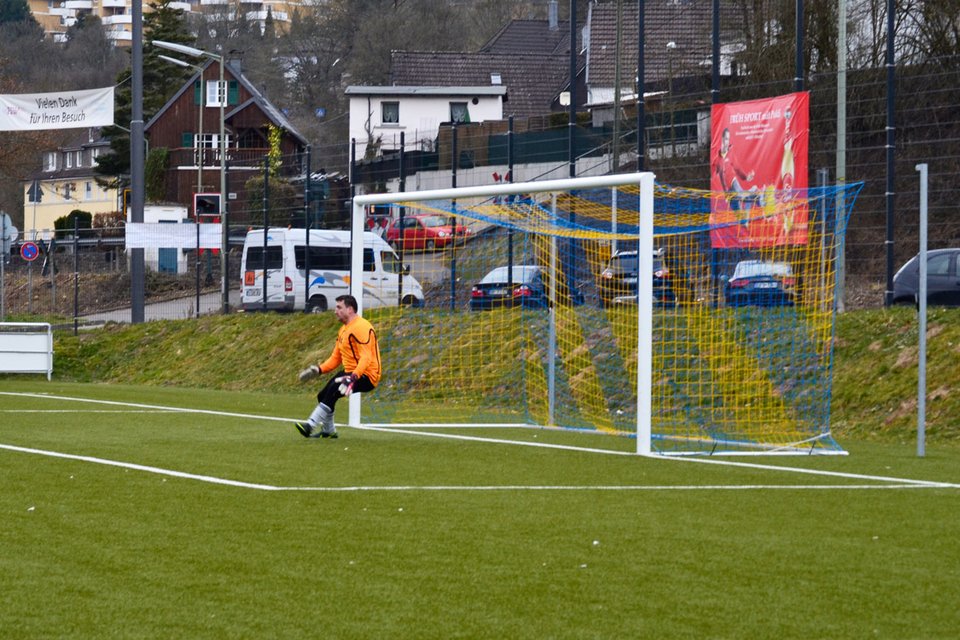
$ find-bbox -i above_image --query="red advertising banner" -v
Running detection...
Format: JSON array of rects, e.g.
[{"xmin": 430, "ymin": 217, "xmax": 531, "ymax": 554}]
[{"xmin": 709, "ymin": 92, "xmax": 809, "ymax": 248}]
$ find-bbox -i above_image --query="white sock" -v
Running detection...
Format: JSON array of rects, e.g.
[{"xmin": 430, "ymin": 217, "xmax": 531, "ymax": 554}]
[{"xmin": 307, "ymin": 403, "xmax": 326, "ymax": 426}]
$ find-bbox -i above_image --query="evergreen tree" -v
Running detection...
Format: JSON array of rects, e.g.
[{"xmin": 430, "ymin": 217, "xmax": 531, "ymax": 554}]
[
  {"xmin": 95, "ymin": 0, "xmax": 195, "ymax": 188},
  {"xmin": 0, "ymin": 0, "xmax": 35, "ymax": 25}
]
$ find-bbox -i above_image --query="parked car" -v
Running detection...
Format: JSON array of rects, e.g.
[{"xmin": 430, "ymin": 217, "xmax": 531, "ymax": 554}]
[
  {"xmin": 724, "ymin": 260, "xmax": 797, "ymax": 307},
  {"xmin": 598, "ymin": 249, "xmax": 675, "ymax": 307},
  {"xmin": 893, "ymin": 248, "xmax": 960, "ymax": 306},
  {"xmin": 470, "ymin": 265, "xmax": 587, "ymax": 310},
  {"xmin": 385, "ymin": 213, "xmax": 471, "ymax": 251},
  {"xmin": 470, "ymin": 265, "xmax": 549, "ymax": 310}
]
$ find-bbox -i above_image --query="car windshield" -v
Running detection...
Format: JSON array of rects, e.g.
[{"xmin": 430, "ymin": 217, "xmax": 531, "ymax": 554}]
[
  {"xmin": 420, "ymin": 215, "xmax": 452, "ymax": 228},
  {"xmin": 733, "ymin": 261, "xmax": 792, "ymax": 278},
  {"xmin": 480, "ymin": 266, "xmax": 538, "ymax": 284}
]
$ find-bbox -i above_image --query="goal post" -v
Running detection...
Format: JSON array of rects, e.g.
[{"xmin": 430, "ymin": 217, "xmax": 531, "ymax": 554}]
[
  {"xmin": 351, "ymin": 173, "xmax": 656, "ymax": 452},
  {"xmin": 347, "ymin": 174, "xmax": 861, "ymax": 456}
]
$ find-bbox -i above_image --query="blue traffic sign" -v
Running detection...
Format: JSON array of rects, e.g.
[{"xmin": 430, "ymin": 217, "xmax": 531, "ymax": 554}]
[{"xmin": 20, "ymin": 241, "xmax": 39, "ymax": 262}]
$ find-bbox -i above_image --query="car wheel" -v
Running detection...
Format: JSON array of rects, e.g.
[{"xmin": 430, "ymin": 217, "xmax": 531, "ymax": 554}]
[
  {"xmin": 306, "ymin": 296, "xmax": 327, "ymax": 313},
  {"xmin": 425, "ymin": 239, "xmax": 436, "ymax": 251}
]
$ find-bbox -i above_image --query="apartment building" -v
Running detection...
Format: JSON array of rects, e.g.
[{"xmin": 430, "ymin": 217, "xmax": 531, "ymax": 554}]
[{"xmin": 26, "ymin": 0, "xmax": 305, "ymax": 44}]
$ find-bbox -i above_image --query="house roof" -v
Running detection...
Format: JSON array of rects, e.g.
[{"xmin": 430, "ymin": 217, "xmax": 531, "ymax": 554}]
[
  {"xmin": 389, "ymin": 51, "xmax": 576, "ymax": 118},
  {"xmin": 144, "ymin": 60, "xmax": 308, "ymax": 147},
  {"xmin": 345, "ymin": 86, "xmax": 507, "ymax": 97},
  {"xmin": 587, "ymin": 1, "xmax": 732, "ymax": 87},
  {"xmin": 479, "ymin": 19, "xmax": 572, "ymax": 55}
]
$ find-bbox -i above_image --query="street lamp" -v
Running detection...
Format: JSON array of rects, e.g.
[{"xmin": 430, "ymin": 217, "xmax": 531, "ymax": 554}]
[{"xmin": 154, "ymin": 40, "xmax": 229, "ymax": 313}]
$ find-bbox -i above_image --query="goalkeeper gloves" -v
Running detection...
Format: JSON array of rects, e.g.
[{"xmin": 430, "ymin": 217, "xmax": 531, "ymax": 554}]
[
  {"xmin": 298, "ymin": 365, "xmax": 320, "ymax": 382},
  {"xmin": 335, "ymin": 373, "xmax": 358, "ymax": 396}
]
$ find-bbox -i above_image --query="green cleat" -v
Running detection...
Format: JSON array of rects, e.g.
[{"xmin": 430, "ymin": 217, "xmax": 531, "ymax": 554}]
[{"xmin": 294, "ymin": 421, "xmax": 315, "ymax": 438}]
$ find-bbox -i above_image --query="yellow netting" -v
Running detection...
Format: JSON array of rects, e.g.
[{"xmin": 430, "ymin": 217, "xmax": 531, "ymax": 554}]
[{"xmin": 365, "ymin": 182, "xmax": 861, "ymax": 455}]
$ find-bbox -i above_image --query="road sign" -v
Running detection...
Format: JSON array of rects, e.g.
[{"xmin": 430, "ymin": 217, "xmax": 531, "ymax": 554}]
[{"xmin": 21, "ymin": 241, "xmax": 40, "ymax": 262}]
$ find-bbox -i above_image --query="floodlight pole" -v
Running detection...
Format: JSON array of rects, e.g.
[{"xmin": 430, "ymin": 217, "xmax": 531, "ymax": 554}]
[{"xmin": 154, "ymin": 40, "xmax": 228, "ymax": 314}]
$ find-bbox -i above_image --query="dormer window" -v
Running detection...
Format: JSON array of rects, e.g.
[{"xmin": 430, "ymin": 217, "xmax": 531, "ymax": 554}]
[
  {"xmin": 44, "ymin": 152, "xmax": 57, "ymax": 172},
  {"xmin": 490, "ymin": 73, "xmax": 501, "ymax": 85}
]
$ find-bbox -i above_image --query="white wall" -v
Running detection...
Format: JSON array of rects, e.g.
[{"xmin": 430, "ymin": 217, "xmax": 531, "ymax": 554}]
[
  {"xmin": 142, "ymin": 205, "xmax": 189, "ymax": 273},
  {"xmin": 349, "ymin": 94, "xmax": 503, "ymax": 160}
]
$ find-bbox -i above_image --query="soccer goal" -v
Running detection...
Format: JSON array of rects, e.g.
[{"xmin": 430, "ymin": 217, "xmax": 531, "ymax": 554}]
[{"xmin": 349, "ymin": 174, "xmax": 861, "ymax": 456}]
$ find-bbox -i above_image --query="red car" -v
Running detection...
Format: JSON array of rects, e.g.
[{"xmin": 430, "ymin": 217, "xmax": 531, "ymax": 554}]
[{"xmin": 385, "ymin": 214, "xmax": 471, "ymax": 251}]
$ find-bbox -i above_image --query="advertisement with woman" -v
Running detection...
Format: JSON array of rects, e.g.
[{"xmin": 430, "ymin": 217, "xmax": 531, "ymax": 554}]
[{"xmin": 710, "ymin": 92, "xmax": 809, "ymax": 248}]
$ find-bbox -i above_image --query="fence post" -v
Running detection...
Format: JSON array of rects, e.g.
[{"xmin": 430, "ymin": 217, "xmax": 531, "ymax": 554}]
[
  {"xmin": 73, "ymin": 217, "xmax": 79, "ymax": 335},
  {"xmin": 915, "ymin": 163, "xmax": 927, "ymax": 458}
]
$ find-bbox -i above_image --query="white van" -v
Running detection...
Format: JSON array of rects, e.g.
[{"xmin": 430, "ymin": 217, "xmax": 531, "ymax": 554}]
[{"xmin": 240, "ymin": 228, "xmax": 424, "ymax": 312}]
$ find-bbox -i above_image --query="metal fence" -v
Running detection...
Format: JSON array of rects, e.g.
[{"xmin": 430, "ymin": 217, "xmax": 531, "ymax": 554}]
[{"xmin": 4, "ymin": 54, "xmax": 959, "ymax": 323}]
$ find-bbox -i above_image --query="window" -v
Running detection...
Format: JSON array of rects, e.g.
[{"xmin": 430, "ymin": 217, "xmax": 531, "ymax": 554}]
[
  {"xmin": 294, "ymin": 246, "xmax": 375, "ymax": 272},
  {"xmin": 85, "ymin": 181, "xmax": 92, "ymax": 200},
  {"xmin": 382, "ymin": 101, "xmax": 399, "ymax": 124},
  {"xmin": 450, "ymin": 102, "xmax": 470, "ymax": 123},
  {"xmin": 44, "ymin": 152, "xmax": 57, "ymax": 172},
  {"xmin": 246, "ymin": 246, "xmax": 284, "ymax": 270},
  {"xmin": 381, "ymin": 251, "xmax": 403, "ymax": 274},
  {"xmin": 928, "ymin": 254, "xmax": 953, "ymax": 277},
  {"xmin": 66, "ymin": 152, "xmax": 73, "ymax": 169},
  {"xmin": 206, "ymin": 79, "xmax": 227, "ymax": 107},
  {"xmin": 295, "ymin": 245, "xmax": 349, "ymax": 271}
]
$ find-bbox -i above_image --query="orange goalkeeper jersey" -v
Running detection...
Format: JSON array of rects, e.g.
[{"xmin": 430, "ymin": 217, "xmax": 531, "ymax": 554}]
[{"xmin": 319, "ymin": 316, "xmax": 381, "ymax": 386}]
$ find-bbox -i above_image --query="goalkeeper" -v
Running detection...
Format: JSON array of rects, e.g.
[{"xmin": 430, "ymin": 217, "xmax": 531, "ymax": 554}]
[{"xmin": 295, "ymin": 295, "xmax": 381, "ymax": 439}]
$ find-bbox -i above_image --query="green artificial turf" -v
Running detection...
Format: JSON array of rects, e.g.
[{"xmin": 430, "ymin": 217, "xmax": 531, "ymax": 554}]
[{"xmin": 1, "ymin": 381, "xmax": 957, "ymax": 639}]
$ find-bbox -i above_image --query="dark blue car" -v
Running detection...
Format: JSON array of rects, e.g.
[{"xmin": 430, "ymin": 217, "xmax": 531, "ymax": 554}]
[{"xmin": 724, "ymin": 260, "xmax": 797, "ymax": 307}]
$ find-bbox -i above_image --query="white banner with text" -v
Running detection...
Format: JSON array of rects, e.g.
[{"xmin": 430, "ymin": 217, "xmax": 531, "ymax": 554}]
[{"xmin": 0, "ymin": 87, "xmax": 114, "ymax": 131}]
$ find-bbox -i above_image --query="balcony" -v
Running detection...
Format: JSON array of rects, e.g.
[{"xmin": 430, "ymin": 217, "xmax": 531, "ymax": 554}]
[
  {"xmin": 106, "ymin": 29, "xmax": 132, "ymax": 42},
  {"xmin": 64, "ymin": 0, "xmax": 93, "ymax": 9},
  {"xmin": 200, "ymin": 0, "xmax": 228, "ymax": 5},
  {"xmin": 100, "ymin": 0, "xmax": 126, "ymax": 7},
  {"xmin": 246, "ymin": 9, "xmax": 287, "ymax": 21},
  {"xmin": 169, "ymin": 1, "xmax": 192, "ymax": 10},
  {"xmin": 167, "ymin": 147, "xmax": 301, "ymax": 175},
  {"xmin": 101, "ymin": 14, "xmax": 132, "ymax": 24}
]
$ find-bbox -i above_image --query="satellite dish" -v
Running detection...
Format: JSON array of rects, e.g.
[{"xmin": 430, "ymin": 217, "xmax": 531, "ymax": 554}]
[{"xmin": 1, "ymin": 212, "xmax": 19, "ymax": 255}]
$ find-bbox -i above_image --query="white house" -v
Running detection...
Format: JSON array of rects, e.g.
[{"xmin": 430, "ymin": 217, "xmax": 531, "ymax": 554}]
[{"xmin": 345, "ymin": 85, "xmax": 506, "ymax": 160}]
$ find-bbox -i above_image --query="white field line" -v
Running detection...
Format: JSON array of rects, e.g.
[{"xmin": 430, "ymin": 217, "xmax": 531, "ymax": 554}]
[
  {"xmin": 1, "ymin": 409, "xmax": 177, "ymax": 413},
  {"xmin": 0, "ymin": 444, "xmax": 952, "ymax": 493},
  {"xmin": 1, "ymin": 391, "xmax": 958, "ymax": 491}
]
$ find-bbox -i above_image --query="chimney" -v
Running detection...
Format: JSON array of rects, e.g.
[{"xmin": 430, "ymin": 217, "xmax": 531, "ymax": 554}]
[
  {"xmin": 227, "ymin": 49, "xmax": 244, "ymax": 73},
  {"xmin": 548, "ymin": 0, "xmax": 558, "ymax": 30}
]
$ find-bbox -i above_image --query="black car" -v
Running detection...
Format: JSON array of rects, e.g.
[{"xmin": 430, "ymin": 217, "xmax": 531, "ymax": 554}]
[
  {"xmin": 598, "ymin": 250, "xmax": 675, "ymax": 307},
  {"xmin": 893, "ymin": 248, "xmax": 960, "ymax": 306}
]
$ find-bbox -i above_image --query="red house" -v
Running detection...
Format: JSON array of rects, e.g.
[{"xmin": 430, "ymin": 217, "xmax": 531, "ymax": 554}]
[{"xmin": 145, "ymin": 58, "xmax": 308, "ymax": 217}]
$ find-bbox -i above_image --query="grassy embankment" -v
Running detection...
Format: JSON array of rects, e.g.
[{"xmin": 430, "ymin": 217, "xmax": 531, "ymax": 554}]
[{"xmin": 44, "ymin": 305, "xmax": 960, "ymax": 446}]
